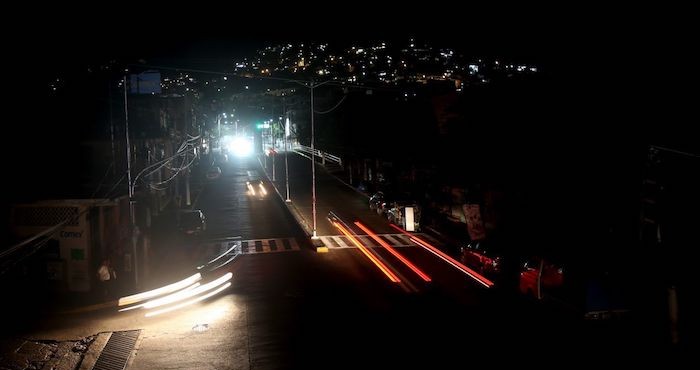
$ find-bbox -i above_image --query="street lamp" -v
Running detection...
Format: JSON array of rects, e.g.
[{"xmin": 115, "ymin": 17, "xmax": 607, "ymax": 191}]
[
  {"xmin": 302, "ymin": 79, "xmax": 333, "ymax": 239},
  {"xmin": 271, "ymin": 120, "xmax": 276, "ymax": 181},
  {"xmin": 286, "ymin": 78, "xmax": 333, "ymax": 239},
  {"xmin": 123, "ymin": 75, "xmax": 139, "ymax": 287}
]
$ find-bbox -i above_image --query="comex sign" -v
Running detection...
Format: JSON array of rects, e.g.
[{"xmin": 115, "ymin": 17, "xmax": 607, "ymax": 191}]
[
  {"xmin": 59, "ymin": 228, "xmax": 90, "ymax": 292},
  {"xmin": 60, "ymin": 230, "xmax": 83, "ymax": 238}
]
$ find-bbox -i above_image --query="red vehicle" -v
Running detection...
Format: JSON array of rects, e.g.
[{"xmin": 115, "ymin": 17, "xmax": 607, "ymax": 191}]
[
  {"xmin": 519, "ymin": 256, "xmax": 631, "ymax": 320},
  {"xmin": 519, "ymin": 257, "xmax": 564, "ymax": 299},
  {"xmin": 461, "ymin": 241, "xmax": 503, "ymax": 278}
]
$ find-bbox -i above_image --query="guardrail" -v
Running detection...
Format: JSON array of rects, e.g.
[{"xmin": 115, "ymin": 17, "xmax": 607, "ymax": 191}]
[{"xmin": 293, "ymin": 144, "xmax": 342, "ymax": 167}]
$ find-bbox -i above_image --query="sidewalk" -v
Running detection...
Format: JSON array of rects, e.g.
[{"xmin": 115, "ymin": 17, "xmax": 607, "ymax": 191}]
[
  {"xmin": 260, "ymin": 151, "xmax": 469, "ymax": 256},
  {"xmin": 291, "ymin": 152, "xmax": 469, "ymax": 251}
]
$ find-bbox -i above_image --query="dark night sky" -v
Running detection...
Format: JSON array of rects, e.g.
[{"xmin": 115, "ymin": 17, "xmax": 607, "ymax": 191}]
[{"xmin": 4, "ymin": 8, "xmax": 697, "ymax": 204}]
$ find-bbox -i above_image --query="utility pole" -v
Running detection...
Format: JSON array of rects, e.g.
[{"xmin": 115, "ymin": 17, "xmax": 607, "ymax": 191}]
[
  {"xmin": 109, "ymin": 80, "xmax": 116, "ymax": 178},
  {"xmin": 292, "ymin": 78, "xmax": 332, "ymax": 239},
  {"xmin": 218, "ymin": 115, "xmax": 222, "ymax": 149},
  {"xmin": 272, "ymin": 122, "xmax": 276, "ymax": 181},
  {"xmin": 310, "ymin": 82, "xmax": 318, "ymax": 239},
  {"xmin": 124, "ymin": 75, "xmax": 138, "ymax": 287}
]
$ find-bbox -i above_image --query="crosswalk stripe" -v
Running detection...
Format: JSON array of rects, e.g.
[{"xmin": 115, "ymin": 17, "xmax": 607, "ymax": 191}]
[
  {"xmin": 321, "ymin": 236, "xmax": 342, "ymax": 248},
  {"xmin": 356, "ymin": 235, "xmax": 377, "ymax": 247},
  {"xmin": 199, "ymin": 237, "xmax": 301, "ymax": 256},
  {"xmin": 317, "ymin": 233, "xmax": 431, "ymax": 249},
  {"xmin": 333, "ymin": 236, "xmax": 351, "ymax": 248},
  {"xmin": 289, "ymin": 238, "xmax": 300, "ymax": 250},
  {"xmin": 393, "ymin": 234, "xmax": 414, "ymax": 246},
  {"xmin": 378, "ymin": 235, "xmax": 395, "ymax": 246}
]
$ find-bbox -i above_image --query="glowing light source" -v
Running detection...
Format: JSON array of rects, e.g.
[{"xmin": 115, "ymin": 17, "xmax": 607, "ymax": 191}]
[
  {"xmin": 333, "ymin": 222, "xmax": 401, "ymax": 283},
  {"xmin": 354, "ymin": 222, "xmax": 431, "ymax": 282},
  {"xmin": 228, "ymin": 136, "xmax": 253, "ymax": 157},
  {"xmin": 119, "ymin": 283, "xmax": 201, "ymax": 312},
  {"xmin": 118, "ymin": 273, "xmax": 202, "ymax": 306},
  {"xmin": 145, "ymin": 282, "xmax": 232, "ymax": 317},
  {"xmin": 143, "ymin": 272, "xmax": 233, "ymax": 309},
  {"xmin": 389, "ymin": 224, "xmax": 494, "ymax": 288}
]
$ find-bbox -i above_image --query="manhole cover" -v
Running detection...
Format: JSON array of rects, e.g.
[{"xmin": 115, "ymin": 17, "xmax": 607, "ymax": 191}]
[{"xmin": 192, "ymin": 324, "xmax": 209, "ymax": 332}]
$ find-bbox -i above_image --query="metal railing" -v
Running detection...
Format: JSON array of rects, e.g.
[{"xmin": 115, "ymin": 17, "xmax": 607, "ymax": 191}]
[{"xmin": 293, "ymin": 144, "xmax": 342, "ymax": 167}]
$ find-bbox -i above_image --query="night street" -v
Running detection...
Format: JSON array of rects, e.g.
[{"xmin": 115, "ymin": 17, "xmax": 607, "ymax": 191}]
[
  {"xmin": 2, "ymin": 21, "xmax": 697, "ymax": 369},
  {"xmin": 2, "ymin": 150, "xmax": 676, "ymax": 369}
]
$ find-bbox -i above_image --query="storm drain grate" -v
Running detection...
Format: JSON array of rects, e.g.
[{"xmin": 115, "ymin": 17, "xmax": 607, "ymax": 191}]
[{"xmin": 92, "ymin": 330, "xmax": 141, "ymax": 370}]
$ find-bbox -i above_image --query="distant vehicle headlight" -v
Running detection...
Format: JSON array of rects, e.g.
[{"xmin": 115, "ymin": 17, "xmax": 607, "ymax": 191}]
[{"xmin": 228, "ymin": 136, "xmax": 253, "ymax": 157}]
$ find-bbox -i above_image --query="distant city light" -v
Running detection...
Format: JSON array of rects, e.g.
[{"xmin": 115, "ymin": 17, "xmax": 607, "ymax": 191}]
[{"xmin": 223, "ymin": 76, "xmax": 227, "ymax": 80}]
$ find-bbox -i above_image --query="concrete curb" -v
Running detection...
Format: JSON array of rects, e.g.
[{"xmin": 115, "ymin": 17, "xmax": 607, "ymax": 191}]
[
  {"xmin": 258, "ymin": 155, "xmax": 328, "ymax": 252},
  {"xmin": 78, "ymin": 332, "xmax": 111, "ymax": 370}
]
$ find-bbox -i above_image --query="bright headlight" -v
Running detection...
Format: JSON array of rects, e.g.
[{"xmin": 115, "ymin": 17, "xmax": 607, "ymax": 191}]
[{"xmin": 228, "ymin": 137, "xmax": 253, "ymax": 157}]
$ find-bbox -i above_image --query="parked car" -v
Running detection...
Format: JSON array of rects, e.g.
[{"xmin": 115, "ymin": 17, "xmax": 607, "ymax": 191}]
[
  {"xmin": 519, "ymin": 255, "xmax": 631, "ymax": 320},
  {"xmin": 206, "ymin": 166, "xmax": 222, "ymax": 180},
  {"xmin": 461, "ymin": 240, "xmax": 505, "ymax": 278},
  {"xmin": 519, "ymin": 256, "xmax": 565, "ymax": 298},
  {"xmin": 177, "ymin": 209, "xmax": 206, "ymax": 235}
]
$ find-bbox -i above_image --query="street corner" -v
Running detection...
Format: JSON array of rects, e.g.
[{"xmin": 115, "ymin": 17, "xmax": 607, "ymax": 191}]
[
  {"xmin": 78, "ymin": 332, "xmax": 112, "ymax": 370},
  {"xmin": 0, "ymin": 336, "xmax": 94, "ymax": 370},
  {"xmin": 311, "ymin": 238, "xmax": 329, "ymax": 253}
]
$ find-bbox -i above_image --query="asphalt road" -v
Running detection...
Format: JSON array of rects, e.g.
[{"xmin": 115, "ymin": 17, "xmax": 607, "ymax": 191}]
[{"xmin": 1, "ymin": 152, "xmax": 668, "ymax": 370}]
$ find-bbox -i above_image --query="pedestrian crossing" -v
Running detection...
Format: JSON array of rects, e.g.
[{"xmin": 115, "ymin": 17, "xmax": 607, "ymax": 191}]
[
  {"xmin": 318, "ymin": 233, "xmax": 435, "ymax": 249},
  {"xmin": 192, "ymin": 233, "xmax": 433, "ymax": 261},
  {"xmin": 196, "ymin": 237, "xmax": 301, "ymax": 258},
  {"xmin": 239, "ymin": 238, "xmax": 301, "ymax": 254}
]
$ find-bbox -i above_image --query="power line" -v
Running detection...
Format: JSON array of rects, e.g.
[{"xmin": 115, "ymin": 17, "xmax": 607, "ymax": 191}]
[
  {"xmin": 91, "ymin": 161, "xmax": 114, "ymax": 198},
  {"xmin": 314, "ymin": 94, "xmax": 348, "ymax": 114},
  {"xmin": 651, "ymin": 145, "xmax": 700, "ymax": 159}
]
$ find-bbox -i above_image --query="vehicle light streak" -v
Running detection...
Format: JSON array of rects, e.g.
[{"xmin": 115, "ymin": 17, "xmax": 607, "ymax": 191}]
[
  {"xmin": 333, "ymin": 222, "xmax": 401, "ymax": 283},
  {"xmin": 145, "ymin": 282, "xmax": 232, "ymax": 317},
  {"xmin": 354, "ymin": 221, "xmax": 431, "ymax": 282},
  {"xmin": 247, "ymin": 182, "xmax": 256, "ymax": 196},
  {"xmin": 143, "ymin": 272, "xmax": 233, "ymax": 309},
  {"xmin": 118, "ymin": 273, "xmax": 202, "ymax": 306},
  {"xmin": 203, "ymin": 244, "xmax": 239, "ymax": 266},
  {"xmin": 119, "ymin": 282, "xmax": 201, "ymax": 312},
  {"xmin": 388, "ymin": 224, "xmax": 494, "ymax": 288}
]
